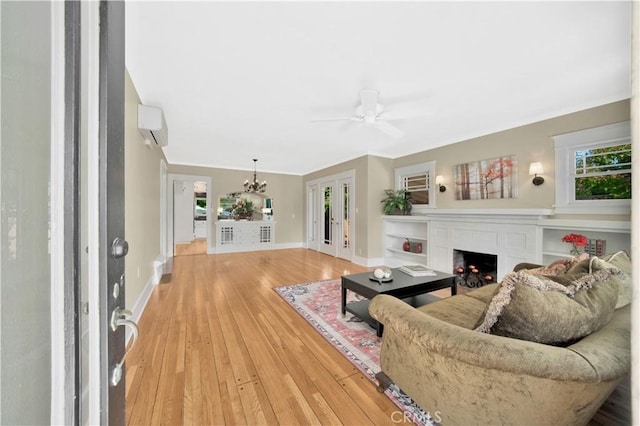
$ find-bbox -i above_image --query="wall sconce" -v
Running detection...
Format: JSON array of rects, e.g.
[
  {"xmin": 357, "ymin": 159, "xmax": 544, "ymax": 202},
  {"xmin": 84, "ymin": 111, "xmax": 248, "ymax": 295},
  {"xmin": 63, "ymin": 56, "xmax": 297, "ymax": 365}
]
[
  {"xmin": 529, "ymin": 162, "xmax": 545, "ymax": 186},
  {"xmin": 435, "ymin": 175, "xmax": 446, "ymax": 192}
]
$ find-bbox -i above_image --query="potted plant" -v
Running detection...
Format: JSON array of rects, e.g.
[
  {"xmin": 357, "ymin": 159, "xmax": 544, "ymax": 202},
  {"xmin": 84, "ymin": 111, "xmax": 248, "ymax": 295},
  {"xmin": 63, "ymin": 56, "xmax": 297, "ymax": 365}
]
[{"xmin": 381, "ymin": 189, "xmax": 412, "ymax": 215}]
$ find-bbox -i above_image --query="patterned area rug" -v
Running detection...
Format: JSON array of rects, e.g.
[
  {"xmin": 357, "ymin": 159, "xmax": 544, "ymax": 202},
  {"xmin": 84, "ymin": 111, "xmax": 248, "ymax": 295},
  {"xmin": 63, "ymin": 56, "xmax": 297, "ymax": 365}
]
[{"xmin": 275, "ymin": 279, "xmax": 437, "ymax": 426}]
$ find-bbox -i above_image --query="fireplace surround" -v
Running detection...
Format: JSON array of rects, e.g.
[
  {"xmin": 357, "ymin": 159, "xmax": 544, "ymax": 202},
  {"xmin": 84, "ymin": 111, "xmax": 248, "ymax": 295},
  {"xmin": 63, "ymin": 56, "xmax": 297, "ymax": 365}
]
[{"xmin": 426, "ymin": 209, "xmax": 550, "ymax": 280}]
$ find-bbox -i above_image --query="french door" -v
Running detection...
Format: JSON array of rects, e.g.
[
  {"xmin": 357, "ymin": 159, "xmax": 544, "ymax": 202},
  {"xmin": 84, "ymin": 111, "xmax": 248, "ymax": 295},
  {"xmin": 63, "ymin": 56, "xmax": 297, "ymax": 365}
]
[{"xmin": 310, "ymin": 172, "xmax": 354, "ymax": 261}]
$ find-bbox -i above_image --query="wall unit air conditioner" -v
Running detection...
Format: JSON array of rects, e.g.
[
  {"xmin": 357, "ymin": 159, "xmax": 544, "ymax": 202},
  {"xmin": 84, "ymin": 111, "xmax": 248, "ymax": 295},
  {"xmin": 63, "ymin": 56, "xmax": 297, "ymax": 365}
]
[{"xmin": 138, "ymin": 104, "xmax": 168, "ymax": 147}]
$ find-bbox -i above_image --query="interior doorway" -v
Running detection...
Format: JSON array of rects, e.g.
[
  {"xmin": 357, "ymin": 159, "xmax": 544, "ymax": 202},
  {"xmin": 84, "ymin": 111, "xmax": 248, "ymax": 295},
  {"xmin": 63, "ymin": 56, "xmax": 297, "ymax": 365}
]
[
  {"xmin": 167, "ymin": 174, "xmax": 212, "ymax": 257},
  {"xmin": 173, "ymin": 180, "xmax": 207, "ymax": 256}
]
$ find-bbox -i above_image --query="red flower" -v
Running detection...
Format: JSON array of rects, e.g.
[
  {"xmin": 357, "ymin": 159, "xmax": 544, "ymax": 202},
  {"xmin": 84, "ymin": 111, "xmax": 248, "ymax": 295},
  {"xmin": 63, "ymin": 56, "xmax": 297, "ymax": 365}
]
[{"xmin": 561, "ymin": 233, "xmax": 588, "ymax": 247}]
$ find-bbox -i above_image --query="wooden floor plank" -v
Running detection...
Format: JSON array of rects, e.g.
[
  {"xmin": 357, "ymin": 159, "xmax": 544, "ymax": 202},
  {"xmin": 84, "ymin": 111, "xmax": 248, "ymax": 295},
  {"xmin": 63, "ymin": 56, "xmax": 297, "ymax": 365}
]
[
  {"xmin": 236, "ymin": 379, "xmax": 278, "ymax": 426},
  {"xmin": 126, "ymin": 247, "xmax": 629, "ymax": 425}
]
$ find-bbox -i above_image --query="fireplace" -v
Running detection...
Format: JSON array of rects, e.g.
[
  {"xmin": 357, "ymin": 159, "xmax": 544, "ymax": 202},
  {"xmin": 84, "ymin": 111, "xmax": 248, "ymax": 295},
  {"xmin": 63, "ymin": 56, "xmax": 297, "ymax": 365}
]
[{"xmin": 453, "ymin": 249, "xmax": 497, "ymax": 288}]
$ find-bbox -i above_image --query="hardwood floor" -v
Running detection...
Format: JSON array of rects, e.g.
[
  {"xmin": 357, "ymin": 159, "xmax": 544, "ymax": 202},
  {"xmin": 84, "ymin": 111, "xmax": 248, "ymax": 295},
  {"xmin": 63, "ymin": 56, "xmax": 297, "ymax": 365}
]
[
  {"xmin": 174, "ymin": 239, "xmax": 207, "ymax": 256},
  {"xmin": 126, "ymin": 248, "xmax": 630, "ymax": 425}
]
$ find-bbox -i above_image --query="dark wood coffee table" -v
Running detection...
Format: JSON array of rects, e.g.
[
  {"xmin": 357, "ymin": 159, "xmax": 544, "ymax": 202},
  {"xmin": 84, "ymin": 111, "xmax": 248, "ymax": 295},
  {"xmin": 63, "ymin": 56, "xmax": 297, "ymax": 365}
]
[{"xmin": 341, "ymin": 268, "xmax": 456, "ymax": 336}]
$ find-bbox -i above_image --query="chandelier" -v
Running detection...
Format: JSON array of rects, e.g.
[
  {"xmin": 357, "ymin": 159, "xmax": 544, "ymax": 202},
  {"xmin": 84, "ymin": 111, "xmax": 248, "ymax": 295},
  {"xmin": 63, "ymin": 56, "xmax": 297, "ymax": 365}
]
[{"xmin": 244, "ymin": 158, "xmax": 267, "ymax": 193}]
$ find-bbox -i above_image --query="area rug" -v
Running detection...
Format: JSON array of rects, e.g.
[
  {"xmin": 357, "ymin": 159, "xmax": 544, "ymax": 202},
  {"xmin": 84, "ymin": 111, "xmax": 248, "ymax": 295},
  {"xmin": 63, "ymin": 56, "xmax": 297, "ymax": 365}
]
[{"xmin": 275, "ymin": 279, "xmax": 438, "ymax": 426}]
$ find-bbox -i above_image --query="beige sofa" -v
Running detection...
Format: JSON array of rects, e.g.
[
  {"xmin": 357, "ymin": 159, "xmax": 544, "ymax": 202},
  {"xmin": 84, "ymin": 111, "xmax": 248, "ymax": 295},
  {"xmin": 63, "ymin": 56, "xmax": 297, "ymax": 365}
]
[{"xmin": 369, "ymin": 257, "xmax": 631, "ymax": 425}]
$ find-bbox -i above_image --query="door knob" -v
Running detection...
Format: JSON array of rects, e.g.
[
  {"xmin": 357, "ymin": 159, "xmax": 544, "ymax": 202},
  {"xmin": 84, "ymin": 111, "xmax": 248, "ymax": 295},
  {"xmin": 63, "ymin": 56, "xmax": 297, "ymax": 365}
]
[{"xmin": 111, "ymin": 237, "xmax": 129, "ymax": 259}]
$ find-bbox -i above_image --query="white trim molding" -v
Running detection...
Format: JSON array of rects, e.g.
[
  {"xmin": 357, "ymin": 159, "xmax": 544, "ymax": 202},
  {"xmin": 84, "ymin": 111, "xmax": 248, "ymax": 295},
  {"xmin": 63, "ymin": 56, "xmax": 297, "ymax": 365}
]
[
  {"xmin": 395, "ymin": 161, "xmax": 436, "ymax": 212},
  {"xmin": 553, "ymin": 121, "xmax": 631, "ymax": 215}
]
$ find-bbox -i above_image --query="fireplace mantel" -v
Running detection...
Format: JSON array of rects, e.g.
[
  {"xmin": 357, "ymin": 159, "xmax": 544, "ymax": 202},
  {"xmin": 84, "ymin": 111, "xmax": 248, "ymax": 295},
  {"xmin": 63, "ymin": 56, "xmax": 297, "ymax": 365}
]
[{"xmin": 420, "ymin": 208, "xmax": 553, "ymax": 223}]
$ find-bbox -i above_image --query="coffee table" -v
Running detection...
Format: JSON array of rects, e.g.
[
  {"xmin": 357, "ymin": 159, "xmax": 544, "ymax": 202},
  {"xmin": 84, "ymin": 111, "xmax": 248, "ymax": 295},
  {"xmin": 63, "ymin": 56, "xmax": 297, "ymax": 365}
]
[{"xmin": 341, "ymin": 268, "xmax": 456, "ymax": 336}]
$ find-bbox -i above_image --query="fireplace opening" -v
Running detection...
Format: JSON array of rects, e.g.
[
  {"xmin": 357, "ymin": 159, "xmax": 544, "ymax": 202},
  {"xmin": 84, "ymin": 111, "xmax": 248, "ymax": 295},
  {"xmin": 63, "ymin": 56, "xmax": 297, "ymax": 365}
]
[{"xmin": 453, "ymin": 249, "xmax": 497, "ymax": 288}]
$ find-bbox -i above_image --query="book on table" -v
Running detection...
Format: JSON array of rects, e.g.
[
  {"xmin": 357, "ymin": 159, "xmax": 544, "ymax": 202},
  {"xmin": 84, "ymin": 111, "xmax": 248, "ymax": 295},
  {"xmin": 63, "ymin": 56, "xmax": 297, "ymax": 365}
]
[{"xmin": 398, "ymin": 265, "xmax": 437, "ymax": 277}]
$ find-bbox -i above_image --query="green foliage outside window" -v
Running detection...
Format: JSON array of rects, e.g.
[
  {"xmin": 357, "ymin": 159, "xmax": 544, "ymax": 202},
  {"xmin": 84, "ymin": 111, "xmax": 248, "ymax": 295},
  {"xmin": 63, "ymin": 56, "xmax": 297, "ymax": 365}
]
[{"xmin": 574, "ymin": 143, "xmax": 631, "ymax": 200}]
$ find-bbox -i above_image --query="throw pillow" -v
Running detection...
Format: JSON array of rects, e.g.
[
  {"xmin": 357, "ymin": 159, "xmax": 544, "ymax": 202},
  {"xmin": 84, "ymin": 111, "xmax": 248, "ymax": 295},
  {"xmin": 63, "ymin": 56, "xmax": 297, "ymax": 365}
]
[
  {"xmin": 567, "ymin": 252, "xmax": 632, "ymax": 309},
  {"xmin": 474, "ymin": 268, "xmax": 621, "ymax": 345},
  {"xmin": 526, "ymin": 253, "xmax": 589, "ymax": 276},
  {"xmin": 602, "ymin": 251, "xmax": 632, "ymax": 274}
]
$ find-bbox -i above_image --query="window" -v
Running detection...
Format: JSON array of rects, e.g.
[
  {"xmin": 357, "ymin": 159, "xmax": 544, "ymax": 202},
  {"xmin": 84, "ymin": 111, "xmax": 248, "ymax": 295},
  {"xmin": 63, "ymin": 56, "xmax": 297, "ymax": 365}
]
[
  {"xmin": 395, "ymin": 161, "xmax": 436, "ymax": 211},
  {"xmin": 553, "ymin": 121, "xmax": 631, "ymax": 214}
]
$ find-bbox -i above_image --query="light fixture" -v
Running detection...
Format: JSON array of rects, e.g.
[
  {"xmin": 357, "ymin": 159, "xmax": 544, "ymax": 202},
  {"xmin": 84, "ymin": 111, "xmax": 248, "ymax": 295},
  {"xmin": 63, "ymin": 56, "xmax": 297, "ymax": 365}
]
[
  {"xmin": 529, "ymin": 162, "xmax": 545, "ymax": 186},
  {"xmin": 244, "ymin": 159, "xmax": 267, "ymax": 193},
  {"xmin": 435, "ymin": 175, "xmax": 446, "ymax": 192}
]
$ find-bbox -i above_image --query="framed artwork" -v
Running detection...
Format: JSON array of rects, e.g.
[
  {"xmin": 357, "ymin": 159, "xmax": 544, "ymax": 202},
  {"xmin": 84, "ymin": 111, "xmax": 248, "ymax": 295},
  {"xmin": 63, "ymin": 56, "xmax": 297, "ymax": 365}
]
[{"xmin": 453, "ymin": 155, "xmax": 518, "ymax": 200}]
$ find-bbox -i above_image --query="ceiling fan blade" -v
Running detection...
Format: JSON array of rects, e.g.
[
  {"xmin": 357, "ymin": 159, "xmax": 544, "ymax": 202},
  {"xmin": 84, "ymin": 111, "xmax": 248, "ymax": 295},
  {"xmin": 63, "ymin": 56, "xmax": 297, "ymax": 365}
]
[
  {"xmin": 359, "ymin": 89, "xmax": 378, "ymax": 117},
  {"xmin": 310, "ymin": 117, "xmax": 361, "ymax": 123},
  {"xmin": 374, "ymin": 121, "xmax": 404, "ymax": 139},
  {"xmin": 381, "ymin": 107, "xmax": 435, "ymax": 121}
]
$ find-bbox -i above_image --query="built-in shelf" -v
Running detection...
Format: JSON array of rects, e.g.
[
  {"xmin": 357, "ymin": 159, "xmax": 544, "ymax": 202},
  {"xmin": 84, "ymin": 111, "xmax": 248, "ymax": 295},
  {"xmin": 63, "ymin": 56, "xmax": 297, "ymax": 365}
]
[
  {"xmin": 383, "ymin": 216, "xmax": 429, "ymax": 267},
  {"xmin": 539, "ymin": 219, "xmax": 630, "ymax": 264},
  {"xmin": 386, "ymin": 233, "xmax": 428, "ymax": 241},
  {"xmin": 386, "ymin": 247, "xmax": 427, "ymax": 258}
]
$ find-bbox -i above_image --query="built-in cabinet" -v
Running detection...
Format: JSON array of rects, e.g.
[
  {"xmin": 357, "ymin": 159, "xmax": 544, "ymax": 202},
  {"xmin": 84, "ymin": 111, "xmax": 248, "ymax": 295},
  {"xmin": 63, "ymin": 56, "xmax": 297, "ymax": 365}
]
[
  {"xmin": 215, "ymin": 220, "xmax": 276, "ymax": 253},
  {"xmin": 382, "ymin": 211, "xmax": 631, "ymax": 281}
]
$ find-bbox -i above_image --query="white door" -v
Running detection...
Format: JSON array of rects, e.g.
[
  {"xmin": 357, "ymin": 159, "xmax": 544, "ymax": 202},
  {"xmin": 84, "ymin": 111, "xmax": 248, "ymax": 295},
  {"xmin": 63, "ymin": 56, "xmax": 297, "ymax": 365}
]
[{"xmin": 316, "ymin": 177, "xmax": 353, "ymax": 260}]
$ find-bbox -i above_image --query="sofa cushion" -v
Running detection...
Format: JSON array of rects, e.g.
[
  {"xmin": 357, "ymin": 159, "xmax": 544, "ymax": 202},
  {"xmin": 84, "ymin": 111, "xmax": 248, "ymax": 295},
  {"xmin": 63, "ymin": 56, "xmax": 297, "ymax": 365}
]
[
  {"xmin": 418, "ymin": 293, "xmax": 489, "ymax": 330},
  {"xmin": 475, "ymin": 269, "xmax": 621, "ymax": 345},
  {"xmin": 568, "ymin": 252, "xmax": 632, "ymax": 308},
  {"xmin": 465, "ymin": 283, "xmax": 500, "ymax": 304}
]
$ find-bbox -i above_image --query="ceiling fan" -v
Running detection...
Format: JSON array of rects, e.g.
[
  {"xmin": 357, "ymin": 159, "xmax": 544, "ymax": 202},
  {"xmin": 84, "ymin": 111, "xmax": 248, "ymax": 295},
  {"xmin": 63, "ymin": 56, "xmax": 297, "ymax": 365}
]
[{"xmin": 311, "ymin": 89, "xmax": 432, "ymax": 139}]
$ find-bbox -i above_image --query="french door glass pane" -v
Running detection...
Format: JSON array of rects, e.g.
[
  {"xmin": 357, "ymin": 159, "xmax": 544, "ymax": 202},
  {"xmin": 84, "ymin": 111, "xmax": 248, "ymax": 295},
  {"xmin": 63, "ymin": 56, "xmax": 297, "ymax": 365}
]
[
  {"xmin": 323, "ymin": 186, "xmax": 332, "ymax": 245},
  {"xmin": 342, "ymin": 182, "xmax": 350, "ymax": 248}
]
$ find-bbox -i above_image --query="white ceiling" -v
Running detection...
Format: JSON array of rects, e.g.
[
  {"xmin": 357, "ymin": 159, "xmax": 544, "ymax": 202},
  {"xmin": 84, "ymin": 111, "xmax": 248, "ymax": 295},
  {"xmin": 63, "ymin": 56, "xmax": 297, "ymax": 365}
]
[{"xmin": 125, "ymin": 1, "xmax": 631, "ymax": 175}]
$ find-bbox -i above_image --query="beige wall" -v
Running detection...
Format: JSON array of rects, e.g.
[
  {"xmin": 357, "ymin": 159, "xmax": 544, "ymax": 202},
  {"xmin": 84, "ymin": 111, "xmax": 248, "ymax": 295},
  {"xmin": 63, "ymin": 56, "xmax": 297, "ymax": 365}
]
[
  {"xmin": 124, "ymin": 71, "xmax": 167, "ymax": 309},
  {"xmin": 395, "ymin": 100, "xmax": 630, "ymax": 212},
  {"xmin": 168, "ymin": 164, "xmax": 304, "ymax": 245},
  {"xmin": 301, "ymin": 100, "xmax": 630, "ymax": 261}
]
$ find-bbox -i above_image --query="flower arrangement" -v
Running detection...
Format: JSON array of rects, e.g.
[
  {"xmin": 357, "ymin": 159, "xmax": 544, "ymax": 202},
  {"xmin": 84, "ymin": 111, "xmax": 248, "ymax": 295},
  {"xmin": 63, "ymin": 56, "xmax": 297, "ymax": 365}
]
[
  {"xmin": 561, "ymin": 233, "xmax": 588, "ymax": 256},
  {"xmin": 230, "ymin": 199, "xmax": 256, "ymax": 220}
]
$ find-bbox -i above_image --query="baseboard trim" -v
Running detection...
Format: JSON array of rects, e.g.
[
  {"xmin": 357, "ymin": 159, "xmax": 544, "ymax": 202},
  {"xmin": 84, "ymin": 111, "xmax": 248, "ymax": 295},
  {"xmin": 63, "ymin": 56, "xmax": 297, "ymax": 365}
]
[
  {"xmin": 352, "ymin": 255, "xmax": 384, "ymax": 267},
  {"xmin": 126, "ymin": 261, "xmax": 159, "ymax": 344},
  {"xmin": 210, "ymin": 242, "xmax": 304, "ymax": 254}
]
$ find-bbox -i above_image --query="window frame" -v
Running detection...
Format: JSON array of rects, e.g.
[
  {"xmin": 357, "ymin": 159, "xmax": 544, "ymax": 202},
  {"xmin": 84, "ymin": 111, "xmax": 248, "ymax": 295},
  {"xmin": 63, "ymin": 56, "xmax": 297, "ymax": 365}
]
[
  {"xmin": 395, "ymin": 161, "xmax": 436, "ymax": 212},
  {"xmin": 553, "ymin": 121, "xmax": 631, "ymax": 215}
]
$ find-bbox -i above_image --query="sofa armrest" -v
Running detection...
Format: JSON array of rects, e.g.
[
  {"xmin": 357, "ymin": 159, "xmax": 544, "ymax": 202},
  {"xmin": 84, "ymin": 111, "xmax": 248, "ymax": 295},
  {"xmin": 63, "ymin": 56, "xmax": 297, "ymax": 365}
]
[{"xmin": 369, "ymin": 294, "xmax": 608, "ymax": 381}]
